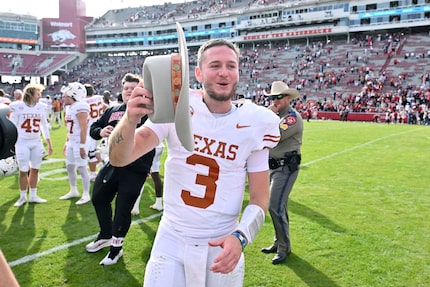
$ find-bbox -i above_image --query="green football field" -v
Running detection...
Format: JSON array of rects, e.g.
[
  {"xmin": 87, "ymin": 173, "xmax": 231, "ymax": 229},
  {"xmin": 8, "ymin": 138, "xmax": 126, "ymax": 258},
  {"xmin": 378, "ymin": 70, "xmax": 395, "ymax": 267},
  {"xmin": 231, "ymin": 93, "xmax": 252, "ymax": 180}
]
[{"xmin": 1, "ymin": 120, "xmax": 429, "ymax": 287}]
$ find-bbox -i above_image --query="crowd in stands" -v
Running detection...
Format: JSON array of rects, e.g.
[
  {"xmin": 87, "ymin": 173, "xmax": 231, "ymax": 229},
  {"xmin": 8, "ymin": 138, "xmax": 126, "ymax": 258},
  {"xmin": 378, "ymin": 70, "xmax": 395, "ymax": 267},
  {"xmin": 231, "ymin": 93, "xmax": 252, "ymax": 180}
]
[
  {"xmin": 88, "ymin": 0, "xmax": 285, "ymax": 29},
  {"xmin": 1, "ymin": 31, "xmax": 430, "ymax": 125}
]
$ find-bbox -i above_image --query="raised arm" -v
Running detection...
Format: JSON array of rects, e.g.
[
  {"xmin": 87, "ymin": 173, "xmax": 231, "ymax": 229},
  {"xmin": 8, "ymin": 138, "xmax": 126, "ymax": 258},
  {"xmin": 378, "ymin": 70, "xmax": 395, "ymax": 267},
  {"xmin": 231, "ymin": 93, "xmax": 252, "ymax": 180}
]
[{"xmin": 108, "ymin": 83, "xmax": 158, "ymax": 167}]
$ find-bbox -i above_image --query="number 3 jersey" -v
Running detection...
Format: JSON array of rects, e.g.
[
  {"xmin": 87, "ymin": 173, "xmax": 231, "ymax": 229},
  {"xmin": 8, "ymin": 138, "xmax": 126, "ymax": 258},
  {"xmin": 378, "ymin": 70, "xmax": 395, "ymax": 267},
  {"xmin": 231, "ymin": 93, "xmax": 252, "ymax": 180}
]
[
  {"xmin": 9, "ymin": 101, "xmax": 51, "ymax": 141},
  {"xmin": 145, "ymin": 90, "xmax": 280, "ymax": 240}
]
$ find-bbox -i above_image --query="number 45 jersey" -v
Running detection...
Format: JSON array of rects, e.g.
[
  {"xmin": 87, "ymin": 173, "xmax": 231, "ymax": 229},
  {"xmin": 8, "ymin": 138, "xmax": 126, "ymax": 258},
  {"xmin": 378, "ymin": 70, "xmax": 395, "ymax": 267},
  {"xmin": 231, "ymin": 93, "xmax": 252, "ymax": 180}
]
[
  {"xmin": 9, "ymin": 101, "xmax": 51, "ymax": 141},
  {"xmin": 145, "ymin": 91, "xmax": 280, "ymax": 240}
]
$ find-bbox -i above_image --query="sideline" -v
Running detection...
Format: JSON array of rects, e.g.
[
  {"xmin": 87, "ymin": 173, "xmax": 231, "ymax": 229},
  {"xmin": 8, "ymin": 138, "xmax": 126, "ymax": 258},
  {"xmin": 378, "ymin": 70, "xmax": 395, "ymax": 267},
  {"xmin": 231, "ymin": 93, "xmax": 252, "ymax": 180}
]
[{"xmin": 8, "ymin": 213, "xmax": 162, "ymax": 267}]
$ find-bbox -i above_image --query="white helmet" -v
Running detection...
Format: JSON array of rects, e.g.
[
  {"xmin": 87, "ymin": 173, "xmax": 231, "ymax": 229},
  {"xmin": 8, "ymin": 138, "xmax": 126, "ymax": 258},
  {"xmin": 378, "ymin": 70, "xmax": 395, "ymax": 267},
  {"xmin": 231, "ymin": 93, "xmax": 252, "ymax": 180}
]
[
  {"xmin": 0, "ymin": 156, "xmax": 18, "ymax": 177},
  {"xmin": 61, "ymin": 82, "xmax": 87, "ymax": 102}
]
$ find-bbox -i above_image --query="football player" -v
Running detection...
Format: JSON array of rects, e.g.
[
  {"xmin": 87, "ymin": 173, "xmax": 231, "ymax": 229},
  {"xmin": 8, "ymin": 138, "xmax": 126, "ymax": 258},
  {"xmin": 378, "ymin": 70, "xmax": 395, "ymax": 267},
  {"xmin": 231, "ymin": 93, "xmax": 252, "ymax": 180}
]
[
  {"xmin": 59, "ymin": 82, "xmax": 91, "ymax": 205},
  {"xmin": 109, "ymin": 38, "xmax": 281, "ymax": 286},
  {"xmin": 9, "ymin": 84, "xmax": 53, "ymax": 207},
  {"xmin": 83, "ymin": 84, "xmax": 105, "ymax": 181}
]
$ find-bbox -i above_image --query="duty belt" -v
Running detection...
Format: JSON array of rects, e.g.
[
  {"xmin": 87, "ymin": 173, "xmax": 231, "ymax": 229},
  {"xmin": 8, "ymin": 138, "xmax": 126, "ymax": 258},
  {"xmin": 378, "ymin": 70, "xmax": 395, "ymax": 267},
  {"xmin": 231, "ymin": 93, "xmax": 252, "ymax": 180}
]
[{"xmin": 268, "ymin": 158, "xmax": 285, "ymax": 169}]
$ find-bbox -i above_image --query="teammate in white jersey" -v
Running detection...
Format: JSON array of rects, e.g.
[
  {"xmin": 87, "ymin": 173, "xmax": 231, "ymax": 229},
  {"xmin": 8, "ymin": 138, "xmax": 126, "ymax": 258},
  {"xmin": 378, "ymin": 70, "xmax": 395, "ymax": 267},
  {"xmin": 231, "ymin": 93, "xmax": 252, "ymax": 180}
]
[
  {"xmin": 9, "ymin": 83, "xmax": 53, "ymax": 207},
  {"xmin": 59, "ymin": 82, "xmax": 91, "ymax": 205},
  {"xmin": 0, "ymin": 89, "xmax": 11, "ymax": 105},
  {"xmin": 109, "ymin": 39, "xmax": 281, "ymax": 286},
  {"xmin": 83, "ymin": 84, "xmax": 106, "ymax": 181}
]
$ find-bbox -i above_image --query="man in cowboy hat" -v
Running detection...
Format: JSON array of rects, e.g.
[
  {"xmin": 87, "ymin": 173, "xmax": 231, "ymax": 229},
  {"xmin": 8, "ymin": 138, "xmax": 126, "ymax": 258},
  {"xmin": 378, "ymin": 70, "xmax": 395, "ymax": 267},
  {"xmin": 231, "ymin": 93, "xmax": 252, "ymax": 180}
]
[
  {"xmin": 108, "ymin": 33, "xmax": 281, "ymax": 285},
  {"xmin": 261, "ymin": 80, "xmax": 304, "ymax": 264}
]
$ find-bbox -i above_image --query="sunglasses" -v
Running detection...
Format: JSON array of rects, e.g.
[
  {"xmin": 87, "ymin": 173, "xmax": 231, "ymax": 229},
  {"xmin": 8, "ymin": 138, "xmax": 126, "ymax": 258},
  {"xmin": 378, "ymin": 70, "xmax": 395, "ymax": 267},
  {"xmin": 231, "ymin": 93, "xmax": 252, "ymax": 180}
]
[{"xmin": 269, "ymin": 94, "xmax": 286, "ymax": 100}]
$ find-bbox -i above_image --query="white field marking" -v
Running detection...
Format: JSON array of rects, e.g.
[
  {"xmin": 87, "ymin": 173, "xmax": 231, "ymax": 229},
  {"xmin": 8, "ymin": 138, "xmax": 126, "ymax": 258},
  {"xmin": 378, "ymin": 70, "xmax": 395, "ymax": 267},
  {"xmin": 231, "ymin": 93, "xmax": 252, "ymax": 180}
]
[
  {"xmin": 302, "ymin": 127, "xmax": 421, "ymax": 167},
  {"xmin": 8, "ymin": 127, "xmax": 422, "ymax": 267},
  {"xmin": 40, "ymin": 158, "xmax": 68, "ymax": 181},
  {"xmin": 8, "ymin": 213, "xmax": 162, "ymax": 267}
]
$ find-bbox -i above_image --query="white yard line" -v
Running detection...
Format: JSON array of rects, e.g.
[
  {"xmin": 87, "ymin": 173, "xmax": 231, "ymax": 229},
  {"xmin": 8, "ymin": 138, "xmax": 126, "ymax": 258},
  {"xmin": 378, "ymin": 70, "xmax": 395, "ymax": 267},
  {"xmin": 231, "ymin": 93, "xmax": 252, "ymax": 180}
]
[
  {"xmin": 8, "ymin": 213, "xmax": 162, "ymax": 267},
  {"xmin": 302, "ymin": 128, "xmax": 419, "ymax": 167}
]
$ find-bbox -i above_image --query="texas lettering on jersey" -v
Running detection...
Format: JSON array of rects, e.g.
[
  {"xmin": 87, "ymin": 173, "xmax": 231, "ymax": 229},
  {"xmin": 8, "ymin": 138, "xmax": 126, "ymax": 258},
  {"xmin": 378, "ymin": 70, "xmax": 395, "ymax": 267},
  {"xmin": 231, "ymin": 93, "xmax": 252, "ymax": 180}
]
[
  {"xmin": 9, "ymin": 102, "xmax": 50, "ymax": 140},
  {"xmin": 193, "ymin": 134, "xmax": 238, "ymax": 161}
]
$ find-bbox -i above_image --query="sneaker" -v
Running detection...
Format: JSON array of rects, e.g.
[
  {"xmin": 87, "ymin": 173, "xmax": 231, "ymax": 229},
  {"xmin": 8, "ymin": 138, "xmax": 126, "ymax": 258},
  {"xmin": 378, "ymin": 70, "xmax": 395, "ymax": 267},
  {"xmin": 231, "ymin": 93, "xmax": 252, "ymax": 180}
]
[
  {"xmin": 14, "ymin": 197, "xmax": 27, "ymax": 207},
  {"xmin": 59, "ymin": 190, "xmax": 80, "ymax": 200},
  {"xmin": 131, "ymin": 206, "xmax": 139, "ymax": 216},
  {"xmin": 85, "ymin": 238, "xmax": 112, "ymax": 253},
  {"xmin": 29, "ymin": 195, "xmax": 47, "ymax": 204},
  {"xmin": 100, "ymin": 249, "xmax": 123, "ymax": 266},
  {"xmin": 76, "ymin": 195, "xmax": 91, "ymax": 205},
  {"xmin": 150, "ymin": 203, "xmax": 163, "ymax": 211}
]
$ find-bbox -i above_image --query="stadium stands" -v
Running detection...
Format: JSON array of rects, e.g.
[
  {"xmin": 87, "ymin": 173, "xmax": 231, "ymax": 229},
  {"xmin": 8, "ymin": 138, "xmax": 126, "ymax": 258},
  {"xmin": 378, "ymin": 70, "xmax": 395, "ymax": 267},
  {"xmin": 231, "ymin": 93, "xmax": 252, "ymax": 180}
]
[
  {"xmin": 0, "ymin": 52, "xmax": 77, "ymax": 77},
  {"xmin": 0, "ymin": 0, "xmax": 429, "ymax": 124}
]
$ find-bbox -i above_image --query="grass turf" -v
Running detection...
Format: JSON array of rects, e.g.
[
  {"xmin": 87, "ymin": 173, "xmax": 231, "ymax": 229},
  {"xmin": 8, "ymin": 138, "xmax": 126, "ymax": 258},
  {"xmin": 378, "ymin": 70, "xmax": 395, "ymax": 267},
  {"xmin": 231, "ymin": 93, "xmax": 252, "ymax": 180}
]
[{"xmin": 0, "ymin": 120, "xmax": 429, "ymax": 286}]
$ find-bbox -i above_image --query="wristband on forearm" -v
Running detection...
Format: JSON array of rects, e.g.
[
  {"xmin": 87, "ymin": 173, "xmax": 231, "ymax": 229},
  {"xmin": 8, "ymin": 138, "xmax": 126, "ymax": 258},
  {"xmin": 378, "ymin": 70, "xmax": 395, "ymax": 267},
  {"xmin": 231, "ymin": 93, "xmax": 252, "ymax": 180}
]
[
  {"xmin": 236, "ymin": 204, "xmax": 265, "ymax": 245},
  {"xmin": 231, "ymin": 231, "xmax": 247, "ymax": 250}
]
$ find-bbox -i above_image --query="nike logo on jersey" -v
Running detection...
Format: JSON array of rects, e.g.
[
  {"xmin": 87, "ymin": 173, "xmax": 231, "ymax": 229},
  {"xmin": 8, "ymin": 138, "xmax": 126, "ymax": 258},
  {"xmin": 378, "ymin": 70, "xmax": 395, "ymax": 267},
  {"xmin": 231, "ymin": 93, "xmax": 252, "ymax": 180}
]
[{"xmin": 236, "ymin": 123, "xmax": 251, "ymax": 129}]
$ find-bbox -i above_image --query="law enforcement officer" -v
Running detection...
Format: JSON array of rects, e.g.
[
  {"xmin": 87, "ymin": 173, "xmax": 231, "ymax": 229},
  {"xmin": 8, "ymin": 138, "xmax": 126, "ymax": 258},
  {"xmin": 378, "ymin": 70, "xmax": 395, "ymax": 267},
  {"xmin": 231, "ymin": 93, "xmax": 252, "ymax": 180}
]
[{"xmin": 261, "ymin": 81, "xmax": 303, "ymax": 264}]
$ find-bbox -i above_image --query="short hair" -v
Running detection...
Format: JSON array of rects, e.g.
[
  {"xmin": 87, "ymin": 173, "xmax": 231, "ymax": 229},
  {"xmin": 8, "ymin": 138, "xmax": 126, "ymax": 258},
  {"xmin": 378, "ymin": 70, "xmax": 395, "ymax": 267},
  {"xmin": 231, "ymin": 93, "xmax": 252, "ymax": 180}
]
[
  {"xmin": 102, "ymin": 90, "xmax": 111, "ymax": 102},
  {"xmin": 121, "ymin": 73, "xmax": 141, "ymax": 86},
  {"xmin": 84, "ymin": 84, "xmax": 95, "ymax": 96},
  {"xmin": 197, "ymin": 39, "xmax": 240, "ymax": 68}
]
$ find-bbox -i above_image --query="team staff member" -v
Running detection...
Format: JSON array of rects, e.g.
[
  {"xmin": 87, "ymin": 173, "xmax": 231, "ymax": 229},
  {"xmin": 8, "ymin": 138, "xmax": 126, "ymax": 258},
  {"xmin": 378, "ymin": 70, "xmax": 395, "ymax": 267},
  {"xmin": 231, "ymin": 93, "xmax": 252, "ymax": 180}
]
[
  {"xmin": 261, "ymin": 81, "xmax": 303, "ymax": 264},
  {"xmin": 85, "ymin": 73, "xmax": 154, "ymax": 266}
]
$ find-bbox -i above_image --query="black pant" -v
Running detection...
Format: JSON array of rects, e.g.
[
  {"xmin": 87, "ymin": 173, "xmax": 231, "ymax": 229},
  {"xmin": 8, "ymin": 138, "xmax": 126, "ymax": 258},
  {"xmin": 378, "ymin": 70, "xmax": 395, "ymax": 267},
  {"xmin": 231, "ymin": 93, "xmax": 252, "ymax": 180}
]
[{"xmin": 91, "ymin": 163, "xmax": 148, "ymax": 239}]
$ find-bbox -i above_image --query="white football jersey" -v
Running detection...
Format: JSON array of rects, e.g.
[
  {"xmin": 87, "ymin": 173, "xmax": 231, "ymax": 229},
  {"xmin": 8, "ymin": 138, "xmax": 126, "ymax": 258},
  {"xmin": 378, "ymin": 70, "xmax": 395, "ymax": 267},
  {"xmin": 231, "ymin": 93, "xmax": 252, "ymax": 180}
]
[
  {"xmin": 84, "ymin": 95, "xmax": 106, "ymax": 126},
  {"xmin": 0, "ymin": 97, "xmax": 11, "ymax": 105},
  {"xmin": 146, "ymin": 91, "xmax": 280, "ymax": 239},
  {"xmin": 9, "ymin": 101, "xmax": 50, "ymax": 140},
  {"xmin": 64, "ymin": 101, "xmax": 90, "ymax": 140}
]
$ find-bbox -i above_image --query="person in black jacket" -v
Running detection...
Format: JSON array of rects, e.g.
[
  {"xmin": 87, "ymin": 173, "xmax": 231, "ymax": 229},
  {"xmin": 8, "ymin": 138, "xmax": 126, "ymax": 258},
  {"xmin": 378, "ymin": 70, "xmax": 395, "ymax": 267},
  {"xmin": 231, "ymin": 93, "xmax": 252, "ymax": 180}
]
[{"xmin": 85, "ymin": 73, "xmax": 155, "ymax": 265}]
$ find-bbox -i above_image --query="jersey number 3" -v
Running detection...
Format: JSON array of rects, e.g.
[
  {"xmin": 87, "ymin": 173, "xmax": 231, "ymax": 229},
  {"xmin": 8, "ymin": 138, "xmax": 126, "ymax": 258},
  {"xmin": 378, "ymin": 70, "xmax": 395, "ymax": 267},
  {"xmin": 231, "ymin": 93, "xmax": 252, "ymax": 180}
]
[{"xmin": 182, "ymin": 154, "xmax": 219, "ymax": 209}]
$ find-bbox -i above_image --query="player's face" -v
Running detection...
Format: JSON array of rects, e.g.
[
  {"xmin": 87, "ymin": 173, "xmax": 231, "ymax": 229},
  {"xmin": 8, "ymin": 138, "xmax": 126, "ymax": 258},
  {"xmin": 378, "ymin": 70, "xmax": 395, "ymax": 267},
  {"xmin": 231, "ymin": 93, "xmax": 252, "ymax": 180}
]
[
  {"xmin": 121, "ymin": 81, "xmax": 139, "ymax": 104},
  {"xmin": 34, "ymin": 91, "xmax": 41, "ymax": 102},
  {"xmin": 196, "ymin": 45, "xmax": 239, "ymax": 102},
  {"xmin": 62, "ymin": 95, "xmax": 74, "ymax": 105}
]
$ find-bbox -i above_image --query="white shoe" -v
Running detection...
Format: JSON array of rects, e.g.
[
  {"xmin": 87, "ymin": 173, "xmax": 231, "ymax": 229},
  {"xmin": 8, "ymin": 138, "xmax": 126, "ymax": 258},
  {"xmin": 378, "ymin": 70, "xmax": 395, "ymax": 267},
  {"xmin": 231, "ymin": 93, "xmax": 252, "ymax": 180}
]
[
  {"xmin": 14, "ymin": 197, "xmax": 27, "ymax": 207},
  {"xmin": 29, "ymin": 195, "xmax": 47, "ymax": 204},
  {"xmin": 85, "ymin": 238, "xmax": 112, "ymax": 253},
  {"xmin": 76, "ymin": 195, "xmax": 91, "ymax": 205},
  {"xmin": 131, "ymin": 206, "xmax": 139, "ymax": 215},
  {"xmin": 99, "ymin": 249, "xmax": 123, "ymax": 266},
  {"xmin": 59, "ymin": 190, "xmax": 80, "ymax": 200},
  {"xmin": 150, "ymin": 203, "xmax": 163, "ymax": 211}
]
